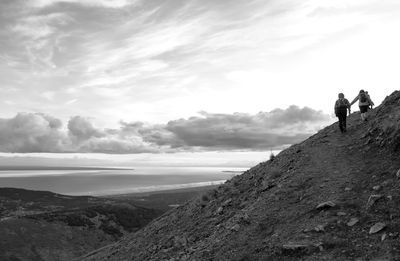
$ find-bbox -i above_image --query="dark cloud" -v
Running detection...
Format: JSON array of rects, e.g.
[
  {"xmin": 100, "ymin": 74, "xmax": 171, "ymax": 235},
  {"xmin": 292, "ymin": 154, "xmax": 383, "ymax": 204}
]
[
  {"xmin": 160, "ymin": 106, "xmax": 330, "ymax": 150},
  {"xmin": 0, "ymin": 106, "xmax": 331, "ymax": 153},
  {"xmin": 0, "ymin": 113, "xmax": 67, "ymax": 153},
  {"xmin": 78, "ymin": 137, "xmax": 157, "ymax": 154},
  {"xmin": 120, "ymin": 121, "xmax": 183, "ymax": 148},
  {"xmin": 122, "ymin": 106, "xmax": 331, "ymax": 151},
  {"xmin": 68, "ymin": 116, "xmax": 104, "ymax": 141}
]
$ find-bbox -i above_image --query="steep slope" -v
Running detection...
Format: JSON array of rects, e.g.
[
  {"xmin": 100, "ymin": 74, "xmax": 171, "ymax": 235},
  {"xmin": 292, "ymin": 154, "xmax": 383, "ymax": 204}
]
[
  {"xmin": 82, "ymin": 91, "xmax": 400, "ymax": 261},
  {"xmin": 0, "ymin": 188, "xmax": 162, "ymax": 261}
]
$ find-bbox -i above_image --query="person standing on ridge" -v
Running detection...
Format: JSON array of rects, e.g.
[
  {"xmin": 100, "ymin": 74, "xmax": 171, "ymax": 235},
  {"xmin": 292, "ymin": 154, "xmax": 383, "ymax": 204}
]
[
  {"xmin": 366, "ymin": 91, "xmax": 373, "ymax": 109},
  {"xmin": 334, "ymin": 93, "xmax": 351, "ymax": 133},
  {"xmin": 350, "ymin": 90, "xmax": 374, "ymax": 121}
]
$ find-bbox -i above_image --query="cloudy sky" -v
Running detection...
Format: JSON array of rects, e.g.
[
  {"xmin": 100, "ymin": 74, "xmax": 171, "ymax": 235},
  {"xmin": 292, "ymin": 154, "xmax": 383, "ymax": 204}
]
[{"xmin": 0, "ymin": 0, "xmax": 399, "ymax": 166}]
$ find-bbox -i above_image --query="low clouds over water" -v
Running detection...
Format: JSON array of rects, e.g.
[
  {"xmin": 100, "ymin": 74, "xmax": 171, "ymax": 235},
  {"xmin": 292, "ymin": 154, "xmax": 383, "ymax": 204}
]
[{"xmin": 0, "ymin": 106, "xmax": 331, "ymax": 153}]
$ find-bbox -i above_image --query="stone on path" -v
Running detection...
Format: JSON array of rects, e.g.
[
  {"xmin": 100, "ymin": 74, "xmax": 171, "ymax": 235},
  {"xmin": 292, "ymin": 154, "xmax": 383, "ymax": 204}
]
[
  {"xmin": 366, "ymin": 195, "xmax": 382, "ymax": 209},
  {"xmin": 369, "ymin": 222, "xmax": 386, "ymax": 234},
  {"xmin": 281, "ymin": 242, "xmax": 322, "ymax": 255},
  {"xmin": 316, "ymin": 201, "xmax": 336, "ymax": 210},
  {"xmin": 372, "ymin": 185, "xmax": 381, "ymax": 191},
  {"xmin": 347, "ymin": 218, "xmax": 359, "ymax": 227},
  {"xmin": 230, "ymin": 224, "xmax": 240, "ymax": 232},
  {"xmin": 314, "ymin": 224, "xmax": 326, "ymax": 232}
]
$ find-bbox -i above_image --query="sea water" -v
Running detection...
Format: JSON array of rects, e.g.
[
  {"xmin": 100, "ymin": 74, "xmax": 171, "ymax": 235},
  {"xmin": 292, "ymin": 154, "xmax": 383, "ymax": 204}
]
[{"xmin": 0, "ymin": 167, "xmax": 246, "ymax": 196}]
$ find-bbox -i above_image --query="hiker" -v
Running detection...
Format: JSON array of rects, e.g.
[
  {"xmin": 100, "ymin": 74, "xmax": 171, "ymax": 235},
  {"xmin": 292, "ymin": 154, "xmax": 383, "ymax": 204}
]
[
  {"xmin": 350, "ymin": 90, "xmax": 374, "ymax": 121},
  {"xmin": 334, "ymin": 93, "xmax": 351, "ymax": 133},
  {"xmin": 366, "ymin": 91, "xmax": 373, "ymax": 109}
]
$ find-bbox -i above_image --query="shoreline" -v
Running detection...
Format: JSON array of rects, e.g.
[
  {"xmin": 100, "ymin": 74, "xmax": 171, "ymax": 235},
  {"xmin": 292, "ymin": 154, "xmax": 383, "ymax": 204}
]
[{"xmin": 88, "ymin": 180, "xmax": 227, "ymax": 197}]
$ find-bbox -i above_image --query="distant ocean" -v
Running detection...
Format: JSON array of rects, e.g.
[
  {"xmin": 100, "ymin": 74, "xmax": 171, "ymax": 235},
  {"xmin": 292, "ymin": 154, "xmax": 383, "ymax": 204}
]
[{"xmin": 0, "ymin": 167, "xmax": 246, "ymax": 196}]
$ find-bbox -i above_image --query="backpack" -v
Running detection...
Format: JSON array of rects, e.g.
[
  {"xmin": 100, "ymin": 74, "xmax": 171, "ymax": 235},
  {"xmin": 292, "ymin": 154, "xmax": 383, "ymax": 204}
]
[
  {"xmin": 360, "ymin": 93, "xmax": 367, "ymax": 103},
  {"xmin": 337, "ymin": 98, "xmax": 347, "ymax": 108}
]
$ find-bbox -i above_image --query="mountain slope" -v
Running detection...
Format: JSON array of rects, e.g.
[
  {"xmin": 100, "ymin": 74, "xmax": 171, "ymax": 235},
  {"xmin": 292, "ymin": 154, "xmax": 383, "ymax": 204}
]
[
  {"xmin": 0, "ymin": 188, "xmax": 162, "ymax": 261},
  {"xmin": 82, "ymin": 91, "xmax": 400, "ymax": 261}
]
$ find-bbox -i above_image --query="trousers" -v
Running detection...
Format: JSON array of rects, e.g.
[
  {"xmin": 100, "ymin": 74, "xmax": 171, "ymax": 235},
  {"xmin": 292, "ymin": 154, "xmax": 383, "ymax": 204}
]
[{"xmin": 337, "ymin": 107, "xmax": 348, "ymax": 133}]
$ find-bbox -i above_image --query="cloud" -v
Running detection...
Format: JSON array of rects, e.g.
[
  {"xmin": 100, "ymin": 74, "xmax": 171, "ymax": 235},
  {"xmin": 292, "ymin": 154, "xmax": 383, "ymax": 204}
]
[
  {"xmin": 122, "ymin": 106, "xmax": 331, "ymax": 151},
  {"xmin": 65, "ymin": 99, "xmax": 78, "ymax": 105},
  {"xmin": 0, "ymin": 113, "xmax": 67, "ymax": 153},
  {"xmin": 79, "ymin": 137, "xmax": 157, "ymax": 154},
  {"xmin": 0, "ymin": 107, "xmax": 331, "ymax": 153},
  {"xmin": 0, "ymin": 113, "xmax": 156, "ymax": 153},
  {"xmin": 10, "ymin": 12, "xmax": 74, "ymax": 72},
  {"xmin": 66, "ymin": 116, "xmax": 158, "ymax": 153},
  {"xmin": 2, "ymin": 0, "xmax": 397, "ymax": 125},
  {"xmin": 12, "ymin": 13, "xmax": 71, "ymax": 40},
  {"xmin": 160, "ymin": 106, "xmax": 330, "ymax": 150},
  {"xmin": 30, "ymin": 0, "xmax": 139, "ymax": 8},
  {"xmin": 67, "ymin": 116, "xmax": 104, "ymax": 141}
]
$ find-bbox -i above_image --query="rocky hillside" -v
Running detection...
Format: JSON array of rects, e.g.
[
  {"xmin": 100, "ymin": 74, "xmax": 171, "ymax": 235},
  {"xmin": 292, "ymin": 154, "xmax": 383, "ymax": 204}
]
[
  {"xmin": 0, "ymin": 188, "xmax": 162, "ymax": 261},
  {"xmin": 82, "ymin": 91, "xmax": 400, "ymax": 261}
]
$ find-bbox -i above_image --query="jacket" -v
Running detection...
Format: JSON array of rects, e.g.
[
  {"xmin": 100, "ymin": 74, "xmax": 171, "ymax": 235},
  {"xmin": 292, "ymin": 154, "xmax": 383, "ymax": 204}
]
[
  {"xmin": 351, "ymin": 93, "xmax": 374, "ymax": 107},
  {"xmin": 334, "ymin": 98, "xmax": 350, "ymax": 116}
]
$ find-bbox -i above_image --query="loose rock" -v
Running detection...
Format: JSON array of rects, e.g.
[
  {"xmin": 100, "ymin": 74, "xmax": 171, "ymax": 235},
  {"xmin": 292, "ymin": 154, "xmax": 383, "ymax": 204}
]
[
  {"xmin": 366, "ymin": 194, "xmax": 382, "ymax": 209},
  {"xmin": 316, "ymin": 201, "xmax": 336, "ymax": 210},
  {"xmin": 222, "ymin": 199, "xmax": 232, "ymax": 207},
  {"xmin": 347, "ymin": 218, "xmax": 359, "ymax": 227},
  {"xmin": 314, "ymin": 224, "xmax": 325, "ymax": 232},
  {"xmin": 239, "ymin": 213, "xmax": 250, "ymax": 224},
  {"xmin": 231, "ymin": 224, "xmax": 240, "ymax": 232},
  {"xmin": 369, "ymin": 222, "xmax": 386, "ymax": 234},
  {"xmin": 373, "ymin": 185, "xmax": 381, "ymax": 191},
  {"xmin": 281, "ymin": 243, "xmax": 320, "ymax": 255}
]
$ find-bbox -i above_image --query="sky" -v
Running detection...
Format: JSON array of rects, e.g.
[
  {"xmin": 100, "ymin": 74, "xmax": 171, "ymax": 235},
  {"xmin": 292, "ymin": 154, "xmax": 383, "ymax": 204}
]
[{"xmin": 0, "ymin": 0, "xmax": 400, "ymax": 167}]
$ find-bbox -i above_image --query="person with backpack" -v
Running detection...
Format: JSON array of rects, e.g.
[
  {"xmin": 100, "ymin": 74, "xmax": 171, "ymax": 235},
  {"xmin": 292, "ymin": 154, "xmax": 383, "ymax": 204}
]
[
  {"xmin": 350, "ymin": 90, "xmax": 374, "ymax": 121},
  {"xmin": 334, "ymin": 93, "xmax": 351, "ymax": 133},
  {"xmin": 366, "ymin": 91, "xmax": 373, "ymax": 109}
]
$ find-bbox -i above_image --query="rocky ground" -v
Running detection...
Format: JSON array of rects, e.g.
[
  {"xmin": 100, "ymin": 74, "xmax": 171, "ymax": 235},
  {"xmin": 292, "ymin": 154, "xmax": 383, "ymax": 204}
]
[{"xmin": 81, "ymin": 91, "xmax": 400, "ymax": 261}]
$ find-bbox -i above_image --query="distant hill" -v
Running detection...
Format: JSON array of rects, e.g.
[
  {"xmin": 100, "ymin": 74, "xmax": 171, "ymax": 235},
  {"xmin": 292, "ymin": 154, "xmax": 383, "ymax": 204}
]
[
  {"xmin": 82, "ymin": 91, "xmax": 400, "ymax": 261},
  {"xmin": 0, "ymin": 188, "xmax": 161, "ymax": 261}
]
